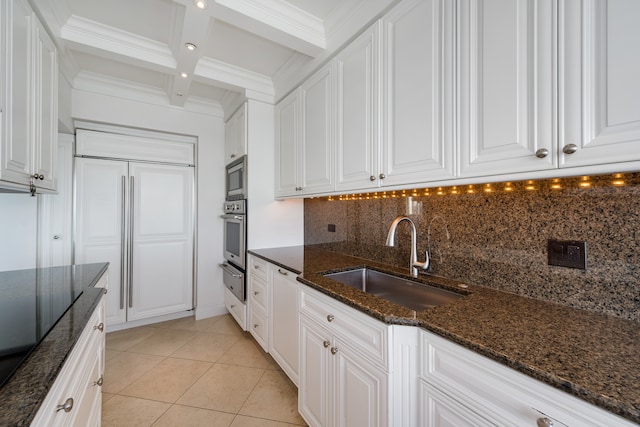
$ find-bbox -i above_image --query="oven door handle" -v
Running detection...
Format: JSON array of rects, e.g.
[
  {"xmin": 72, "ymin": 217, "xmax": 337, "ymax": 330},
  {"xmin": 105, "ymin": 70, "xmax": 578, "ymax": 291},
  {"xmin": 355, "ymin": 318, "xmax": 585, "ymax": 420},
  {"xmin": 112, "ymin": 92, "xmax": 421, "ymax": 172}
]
[
  {"xmin": 220, "ymin": 214, "xmax": 244, "ymax": 221},
  {"xmin": 219, "ymin": 263, "xmax": 243, "ymax": 278}
]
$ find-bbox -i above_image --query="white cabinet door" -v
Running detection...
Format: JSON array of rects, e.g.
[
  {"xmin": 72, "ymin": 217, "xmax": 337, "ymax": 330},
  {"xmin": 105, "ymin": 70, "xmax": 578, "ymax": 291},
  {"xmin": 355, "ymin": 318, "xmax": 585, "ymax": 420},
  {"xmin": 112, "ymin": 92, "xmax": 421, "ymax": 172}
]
[
  {"xmin": 275, "ymin": 89, "xmax": 301, "ymax": 197},
  {"xmin": 559, "ymin": 0, "xmax": 640, "ymax": 168},
  {"xmin": 336, "ymin": 23, "xmax": 380, "ymax": 192},
  {"xmin": 419, "ymin": 380, "xmax": 492, "ymax": 427},
  {"xmin": 127, "ymin": 162, "xmax": 194, "ymax": 321},
  {"xmin": 458, "ymin": 0, "xmax": 556, "ymax": 177},
  {"xmin": 270, "ymin": 267, "xmax": 299, "ymax": 386},
  {"xmin": 300, "ymin": 63, "xmax": 335, "ymax": 195},
  {"xmin": 32, "ymin": 18, "xmax": 57, "ymax": 191},
  {"xmin": 225, "ymin": 103, "xmax": 247, "ymax": 164},
  {"xmin": 1, "ymin": 0, "xmax": 32, "ymax": 186},
  {"xmin": 334, "ymin": 339, "xmax": 388, "ymax": 427},
  {"xmin": 380, "ymin": 0, "xmax": 456, "ymax": 186},
  {"xmin": 299, "ymin": 316, "xmax": 332, "ymax": 427},
  {"xmin": 75, "ymin": 158, "xmax": 128, "ymax": 326}
]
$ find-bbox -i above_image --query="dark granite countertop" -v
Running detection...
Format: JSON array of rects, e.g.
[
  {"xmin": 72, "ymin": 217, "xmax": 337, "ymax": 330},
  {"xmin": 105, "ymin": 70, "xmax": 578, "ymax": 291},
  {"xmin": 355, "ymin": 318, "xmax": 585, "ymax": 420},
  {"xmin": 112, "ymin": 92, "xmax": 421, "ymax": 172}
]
[
  {"xmin": 0, "ymin": 263, "xmax": 108, "ymax": 426},
  {"xmin": 249, "ymin": 246, "xmax": 640, "ymax": 425}
]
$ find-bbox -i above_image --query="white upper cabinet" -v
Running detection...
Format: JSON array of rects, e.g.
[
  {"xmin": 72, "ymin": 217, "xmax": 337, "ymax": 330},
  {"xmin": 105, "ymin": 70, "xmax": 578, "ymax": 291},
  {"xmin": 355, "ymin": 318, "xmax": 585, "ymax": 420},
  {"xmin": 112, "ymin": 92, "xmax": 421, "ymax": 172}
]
[
  {"xmin": 381, "ymin": 0, "xmax": 456, "ymax": 186},
  {"xmin": 458, "ymin": 0, "xmax": 556, "ymax": 177},
  {"xmin": 558, "ymin": 0, "xmax": 640, "ymax": 168},
  {"xmin": 225, "ymin": 102, "xmax": 247, "ymax": 164},
  {"xmin": 275, "ymin": 89, "xmax": 301, "ymax": 197},
  {"xmin": 336, "ymin": 23, "xmax": 380, "ymax": 192},
  {"xmin": 0, "ymin": 0, "xmax": 57, "ymax": 193},
  {"xmin": 300, "ymin": 63, "xmax": 335, "ymax": 194},
  {"xmin": 275, "ymin": 63, "xmax": 335, "ymax": 197}
]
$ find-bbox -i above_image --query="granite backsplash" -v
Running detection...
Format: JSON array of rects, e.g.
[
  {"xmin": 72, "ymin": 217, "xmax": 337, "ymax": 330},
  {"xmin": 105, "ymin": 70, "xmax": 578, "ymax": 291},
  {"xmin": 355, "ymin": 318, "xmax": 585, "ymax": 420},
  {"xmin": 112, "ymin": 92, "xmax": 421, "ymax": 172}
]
[{"xmin": 304, "ymin": 173, "xmax": 640, "ymax": 322}]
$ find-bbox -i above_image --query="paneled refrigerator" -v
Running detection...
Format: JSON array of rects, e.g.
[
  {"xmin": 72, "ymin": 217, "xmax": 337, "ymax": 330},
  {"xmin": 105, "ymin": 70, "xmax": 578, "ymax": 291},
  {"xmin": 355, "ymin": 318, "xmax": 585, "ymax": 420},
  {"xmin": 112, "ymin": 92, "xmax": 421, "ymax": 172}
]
[{"xmin": 74, "ymin": 156, "xmax": 194, "ymax": 327}]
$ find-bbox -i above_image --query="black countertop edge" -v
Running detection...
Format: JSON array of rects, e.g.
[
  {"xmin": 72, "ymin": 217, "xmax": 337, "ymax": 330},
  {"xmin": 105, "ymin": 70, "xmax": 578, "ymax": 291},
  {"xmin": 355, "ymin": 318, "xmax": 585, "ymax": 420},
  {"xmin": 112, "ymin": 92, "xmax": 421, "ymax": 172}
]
[
  {"xmin": 248, "ymin": 246, "xmax": 640, "ymax": 425},
  {"xmin": 0, "ymin": 262, "xmax": 109, "ymax": 427}
]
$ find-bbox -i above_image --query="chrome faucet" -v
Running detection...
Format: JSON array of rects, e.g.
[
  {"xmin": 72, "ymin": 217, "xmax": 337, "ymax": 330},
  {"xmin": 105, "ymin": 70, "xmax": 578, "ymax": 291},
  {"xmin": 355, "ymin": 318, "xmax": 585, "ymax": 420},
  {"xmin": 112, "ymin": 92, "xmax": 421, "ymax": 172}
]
[{"xmin": 385, "ymin": 216, "xmax": 429, "ymax": 278}]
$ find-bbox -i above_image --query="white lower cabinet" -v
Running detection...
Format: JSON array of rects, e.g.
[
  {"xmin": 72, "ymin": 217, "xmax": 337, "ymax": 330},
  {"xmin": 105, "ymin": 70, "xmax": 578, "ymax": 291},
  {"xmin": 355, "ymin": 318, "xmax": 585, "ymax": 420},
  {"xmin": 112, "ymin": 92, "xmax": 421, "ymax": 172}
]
[
  {"xmin": 419, "ymin": 329, "xmax": 637, "ymax": 427},
  {"xmin": 224, "ymin": 287, "xmax": 246, "ymax": 331},
  {"xmin": 299, "ymin": 286, "xmax": 392, "ymax": 427},
  {"xmin": 31, "ymin": 279, "xmax": 106, "ymax": 426},
  {"xmin": 270, "ymin": 266, "xmax": 300, "ymax": 386},
  {"xmin": 246, "ymin": 254, "xmax": 300, "ymax": 384}
]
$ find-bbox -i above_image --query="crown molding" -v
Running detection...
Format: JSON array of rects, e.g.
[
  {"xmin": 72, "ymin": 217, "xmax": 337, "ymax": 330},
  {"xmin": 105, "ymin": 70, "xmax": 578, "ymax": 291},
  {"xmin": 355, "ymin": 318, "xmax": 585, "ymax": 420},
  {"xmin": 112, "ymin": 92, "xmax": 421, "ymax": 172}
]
[
  {"xmin": 194, "ymin": 56, "xmax": 274, "ymax": 97},
  {"xmin": 73, "ymin": 71, "xmax": 223, "ymax": 117},
  {"xmin": 61, "ymin": 15, "xmax": 176, "ymax": 71}
]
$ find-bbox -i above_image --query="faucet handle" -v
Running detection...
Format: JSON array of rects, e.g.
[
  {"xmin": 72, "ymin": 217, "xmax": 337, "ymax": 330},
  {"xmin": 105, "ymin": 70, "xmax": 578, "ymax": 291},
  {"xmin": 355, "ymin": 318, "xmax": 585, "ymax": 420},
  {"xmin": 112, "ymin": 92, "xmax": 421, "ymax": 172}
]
[{"xmin": 413, "ymin": 251, "xmax": 430, "ymax": 271}]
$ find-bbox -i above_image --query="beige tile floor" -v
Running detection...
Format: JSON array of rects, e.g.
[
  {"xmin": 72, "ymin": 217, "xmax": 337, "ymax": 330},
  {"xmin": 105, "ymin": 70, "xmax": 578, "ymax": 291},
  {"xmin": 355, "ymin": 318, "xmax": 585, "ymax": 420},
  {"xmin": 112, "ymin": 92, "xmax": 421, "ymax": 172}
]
[{"xmin": 102, "ymin": 314, "xmax": 306, "ymax": 427}]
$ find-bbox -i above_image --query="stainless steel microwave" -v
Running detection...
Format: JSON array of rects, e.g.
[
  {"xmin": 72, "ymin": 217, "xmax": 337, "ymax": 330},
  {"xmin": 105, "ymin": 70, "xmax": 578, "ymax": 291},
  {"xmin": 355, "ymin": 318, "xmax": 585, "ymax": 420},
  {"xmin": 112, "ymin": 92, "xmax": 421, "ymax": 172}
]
[{"xmin": 226, "ymin": 155, "xmax": 247, "ymax": 200}]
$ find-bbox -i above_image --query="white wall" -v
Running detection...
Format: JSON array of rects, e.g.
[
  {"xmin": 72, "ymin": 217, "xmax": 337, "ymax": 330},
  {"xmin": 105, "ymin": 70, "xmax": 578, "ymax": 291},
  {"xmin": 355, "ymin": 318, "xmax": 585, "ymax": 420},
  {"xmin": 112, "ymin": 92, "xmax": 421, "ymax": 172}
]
[
  {"xmin": 0, "ymin": 194, "xmax": 38, "ymax": 271},
  {"xmin": 246, "ymin": 99, "xmax": 304, "ymax": 249},
  {"xmin": 71, "ymin": 89, "xmax": 227, "ymax": 320}
]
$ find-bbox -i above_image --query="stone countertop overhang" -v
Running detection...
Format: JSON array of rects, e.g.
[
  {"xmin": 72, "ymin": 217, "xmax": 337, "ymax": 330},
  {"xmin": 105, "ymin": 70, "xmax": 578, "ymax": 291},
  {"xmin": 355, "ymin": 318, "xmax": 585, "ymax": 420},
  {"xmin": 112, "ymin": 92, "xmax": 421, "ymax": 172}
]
[
  {"xmin": 249, "ymin": 246, "xmax": 640, "ymax": 425},
  {"xmin": 0, "ymin": 263, "xmax": 109, "ymax": 427}
]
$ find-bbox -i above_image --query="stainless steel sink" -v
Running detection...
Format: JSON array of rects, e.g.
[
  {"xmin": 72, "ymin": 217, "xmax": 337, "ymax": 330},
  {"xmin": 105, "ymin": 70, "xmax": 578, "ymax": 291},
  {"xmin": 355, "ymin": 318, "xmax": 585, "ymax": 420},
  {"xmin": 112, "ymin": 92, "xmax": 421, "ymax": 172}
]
[{"xmin": 324, "ymin": 268, "xmax": 464, "ymax": 311}]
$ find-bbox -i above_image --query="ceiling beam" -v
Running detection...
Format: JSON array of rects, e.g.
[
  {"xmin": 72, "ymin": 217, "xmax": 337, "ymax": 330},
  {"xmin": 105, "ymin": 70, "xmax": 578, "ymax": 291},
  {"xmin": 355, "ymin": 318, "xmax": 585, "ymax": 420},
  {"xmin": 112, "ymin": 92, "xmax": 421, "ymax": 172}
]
[{"xmin": 209, "ymin": 0, "xmax": 326, "ymax": 57}]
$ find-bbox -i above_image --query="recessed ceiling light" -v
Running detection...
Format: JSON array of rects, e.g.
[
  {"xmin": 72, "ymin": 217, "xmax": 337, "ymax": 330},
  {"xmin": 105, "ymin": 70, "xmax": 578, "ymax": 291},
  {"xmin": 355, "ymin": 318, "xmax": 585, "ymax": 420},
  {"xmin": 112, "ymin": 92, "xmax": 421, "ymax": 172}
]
[
  {"xmin": 185, "ymin": 43, "xmax": 197, "ymax": 51},
  {"xmin": 195, "ymin": 0, "xmax": 207, "ymax": 9},
  {"xmin": 180, "ymin": 72, "xmax": 188, "ymax": 78}
]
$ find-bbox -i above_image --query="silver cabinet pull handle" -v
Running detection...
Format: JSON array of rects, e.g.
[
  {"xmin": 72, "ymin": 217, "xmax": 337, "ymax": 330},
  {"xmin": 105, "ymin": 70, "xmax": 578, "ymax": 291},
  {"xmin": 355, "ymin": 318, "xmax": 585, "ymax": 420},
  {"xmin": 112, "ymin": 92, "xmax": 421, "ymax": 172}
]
[
  {"xmin": 120, "ymin": 176, "xmax": 126, "ymax": 310},
  {"xmin": 562, "ymin": 144, "xmax": 578, "ymax": 154},
  {"xmin": 129, "ymin": 176, "xmax": 135, "ymax": 308},
  {"xmin": 56, "ymin": 398, "xmax": 74, "ymax": 413},
  {"xmin": 323, "ymin": 340, "xmax": 330, "ymax": 348},
  {"xmin": 535, "ymin": 148, "xmax": 549, "ymax": 158},
  {"xmin": 327, "ymin": 314, "xmax": 334, "ymax": 322},
  {"xmin": 93, "ymin": 323, "xmax": 104, "ymax": 332},
  {"xmin": 219, "ymin": 263, "xmax": 242, "ymax": 278},
  {"xmin": 330, "ymin": 347, "xmax": 338, "ymax": 355}
]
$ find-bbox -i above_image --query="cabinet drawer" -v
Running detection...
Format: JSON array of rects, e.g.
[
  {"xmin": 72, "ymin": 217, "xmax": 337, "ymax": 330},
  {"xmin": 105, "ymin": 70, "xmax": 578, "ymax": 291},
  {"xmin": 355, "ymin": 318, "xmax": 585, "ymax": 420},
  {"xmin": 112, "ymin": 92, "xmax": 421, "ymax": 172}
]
[
  {"xmin": 249, "ymin": 255, "xmax": 269, "ymax": 281},
  {"xmin": 249, "ymin": 305, "xmax": 269, "ymax": 352},
  {"xmin": 225, "ymin": 287, "xmax": 246, "ymax": 331},
  {"xmin": 31, "ymin": 299, "xmax": 105, "ymax": 426},
  {"xmin": 249, "ymin": 275, "xmax": 268, "ymax": 313},
  {"xmin": 419, "ymin": 330, "xmax": 637, "ymax": 427},
  {"xmin": 300, "ymin": 286, "xmax": 388, "ymax": 368}
]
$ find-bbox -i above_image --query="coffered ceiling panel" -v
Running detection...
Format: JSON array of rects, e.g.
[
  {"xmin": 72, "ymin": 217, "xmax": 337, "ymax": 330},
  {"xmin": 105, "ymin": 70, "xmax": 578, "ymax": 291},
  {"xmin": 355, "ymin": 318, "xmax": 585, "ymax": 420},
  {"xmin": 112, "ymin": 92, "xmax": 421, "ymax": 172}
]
[{"xmin": 33, "ymin": 0, "xmax": 398, "ymax": 110}]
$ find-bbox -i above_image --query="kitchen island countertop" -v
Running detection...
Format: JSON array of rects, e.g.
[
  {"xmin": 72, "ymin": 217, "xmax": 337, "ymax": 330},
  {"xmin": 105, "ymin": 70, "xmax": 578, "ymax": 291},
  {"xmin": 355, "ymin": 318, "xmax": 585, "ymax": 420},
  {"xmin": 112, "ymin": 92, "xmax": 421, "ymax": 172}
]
[
  {"xmin": 0, "ymin": 263, "xmax": 108, "ymax": 426},
  {"xmin": 249, "ymin": 245, "xmax": 640, "ymax": 425}
]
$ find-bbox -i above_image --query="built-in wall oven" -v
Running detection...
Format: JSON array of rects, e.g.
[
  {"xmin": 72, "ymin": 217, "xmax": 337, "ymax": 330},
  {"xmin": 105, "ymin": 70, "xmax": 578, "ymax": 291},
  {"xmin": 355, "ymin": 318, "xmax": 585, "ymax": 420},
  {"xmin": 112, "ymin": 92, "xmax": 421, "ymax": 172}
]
[{"xmin": 221, "ymin": 199, "xmax": 246, "ymax": 301}]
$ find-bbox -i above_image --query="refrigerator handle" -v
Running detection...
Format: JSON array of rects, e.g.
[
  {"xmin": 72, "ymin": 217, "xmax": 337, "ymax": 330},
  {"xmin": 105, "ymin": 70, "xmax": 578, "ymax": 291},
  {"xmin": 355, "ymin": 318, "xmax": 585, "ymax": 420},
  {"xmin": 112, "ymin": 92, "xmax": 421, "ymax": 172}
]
[
  {"xmin": 120, "ymin": 176, "xmax": 126, "ymax": 310},
  {"xmin": 129, "ymin": 176, "xmax": 134, "ymax": 308}
]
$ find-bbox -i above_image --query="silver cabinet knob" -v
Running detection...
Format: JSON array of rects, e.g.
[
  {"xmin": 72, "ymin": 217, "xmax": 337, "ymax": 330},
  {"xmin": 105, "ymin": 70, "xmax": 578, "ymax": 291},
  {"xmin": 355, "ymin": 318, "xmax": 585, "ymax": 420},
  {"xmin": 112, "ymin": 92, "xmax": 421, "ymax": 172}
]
[
  {"xmin": 327, "ymin": 314, "xmax": 334, "ymax": 322},
  {"xmin": 230, "ymin": 154, "xmax": 236, "ymax": 158},
  {"xmin": 536, "ymin": 417, "xmax": 553, "ymax": 427},
  {"xmin": 94, "ymin": 376, "xmax": 104, "ymax": 387},
  {"xmin": 93, "ymin": 323, "xmax": 104, "ymax": 332},
  {"xmin": 330, "ymin": 347, "xmax": 338, "ymax": 355},
  {"xmin": 535, "ymin": 148, "xmax": 549, "ymax": 158},
  {"xmin": 323, "ymin": 340, "xmax": 330, "ymax": 348},
  {"xmin": 379, "ymin": 173, "xmax": 386, "ymax": 180},
  {"xmin": 369, "ymin": 175, "xmax": 376, "ymax": 181},
  {"xmin": 53, "ymin": 235, "xmax": 61, "ymax": 240},
  {"xmin": 230, "ymin": 304, "xmax": 235, "ymax": 309},
  {"xmin": 562, "ymin": 144, "xmax": 578, "ymax": 154},
  {"xmin": 253, "ymin": 323, "xmax": 259, "ymax": 329},
  {"xmin": 254, "ymin": 291, "xmax": 259, "ymax": 295},
  {"xmin": 56, "ymin": 398, "xmax": 74, "ymax": 413},
  {"xmin": 278, "ymin": 269, "xmax": 288, "ymax": 276}
]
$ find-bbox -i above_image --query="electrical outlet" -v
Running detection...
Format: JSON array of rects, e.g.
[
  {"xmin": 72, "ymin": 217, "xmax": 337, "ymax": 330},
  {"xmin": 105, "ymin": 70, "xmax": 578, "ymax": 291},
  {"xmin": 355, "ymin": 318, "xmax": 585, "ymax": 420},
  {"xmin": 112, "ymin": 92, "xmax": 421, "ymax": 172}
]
[
  {"xmin": 547, "ymin": 240, "xmax": 587, "ymax": 269},
  {"xmin": 328, "ymin": 224, "xmax": 336, "ymax": 232}
]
